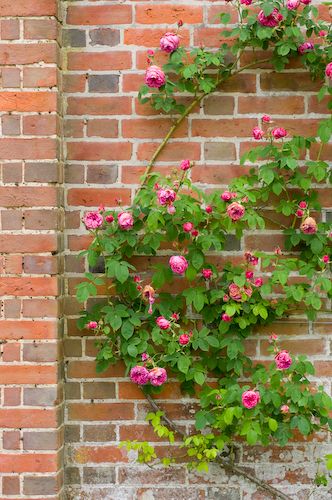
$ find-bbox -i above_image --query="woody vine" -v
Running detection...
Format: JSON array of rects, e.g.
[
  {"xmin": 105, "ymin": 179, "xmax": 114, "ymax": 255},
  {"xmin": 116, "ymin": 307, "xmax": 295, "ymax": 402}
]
[{"xmin": 76, "ymin": 1, "xmax": 332, "ymax": 498}]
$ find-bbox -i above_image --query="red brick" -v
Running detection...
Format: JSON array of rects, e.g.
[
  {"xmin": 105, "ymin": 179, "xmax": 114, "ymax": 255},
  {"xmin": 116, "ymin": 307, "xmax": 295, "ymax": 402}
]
[
  {"xmin": 124, "ymin": 28, "xmax": 190, "ymax": 47},
  {"xmin": 67, "ymin": 143, "xmax": 132, "ymax": 161},
  {"xmin": 136, "ymin": 4, "xmax": 203, "ymax": 24},
  {"xmin": 0, "ymin": 365, "xmax": 57, "ymax": 384},
  {"xmin": 137, "ymin": 142, "xmax": 201, "ymax": 161},
  {"xmin": 67, "ymin": 5, "xmax": 132, "ymax": 25},
  {"xmin": 260, "ymin": 72, "xmax": 322, "ymax": 92},
  {"xmin": 194, "ymin": 27, "xmax": 233, "ymax": 47},
  {"xmin": 67, "ymin": 188, "xmax": 131, "ymax": 207},
  {"xmin": 23, "ymin": 115, "xmax": 57, "ymax": 136},
  {"xmin": 1, "ymin": 19, "xmax": 20, "ymax": 40},
  {"xmin": 0, "ymin": 409, "xmax": 58, "ymax": 428},
  {"xmin": 86, "ymin": 119, "xmax": 118, "ymax": 138},
  {"xmin": 0, "ymin": 92, "xmax": 56, "ymax": 112},
  {"xmin": 22, "ymin": 299, "xmax": 58, "ymax": 318},
  {"xmin": 0, "ymin": 44, "xmax": 57, "ymax": 65},
  {"xmin": 67, "ymin": 51, "xmax": 132, "ymax": 71},
  {"xmin": 0, "ymin": 187, "xmax": 57, "ymax": 207},
  {"xmin": 3, "ymin": 430, "xmax": 21, "ymax": 450},
  {"xmin": 1, "ymin": 453, "xmax": 58, "ymax": 473},
  {"xmin": 192, "ymin": 118, "xmax": 257, "ymax": 137},
  {"xmin": 67, "ymin": 97, "xmax": 131, "ymax": 115},
  {"xmin": 0, "ymin": 320, "xmax": 57, "ymax": 340},
  {"xmin": 238, "ymin": 96, "xmax": 305, "ymax": 115},
  {"xmin": 67, "ymin": 360, "xmax": 125, "ymax": 378},
  {"xmin": 3, "ymin": 387, "xmax": 21, "ymax": 406},
  {"xmin": 72, "ymin": 445, "xmax": 128, "ymax": 464},
  {"xmin": 0, "ymin": 235, "xmax": 57, "ymax": 253},
  {"xmin": 0, "ymin": 277, "xmax": 58, "ymax": 295},
  {"xmin": 2, "ymin": 342, "xmax": 21, "ymax": 362},
  {"xmin": 122, "ymin": 118, "xmax": 188, "ymax": 139},
  {"xmin": 0, "ymin": 0, "xmax": 56, "ymax": 16},
  {"xmin": 261, "ymin": 339, "xmax": 327, "ymax": 356},
  {"xmin": 68, "ymin": 403, "xmax": 134, "ymax": 421},
  {"xmin": 24, "ymin": 19, "xmax": 57, "ymax": 40},
  {"xmin": 23, "ymin": 68, "xmax": 57, "ymax": 88},
  {"xmin": 2, "ymin": 476, "xmax": 20, "ymax": 495},
  {"xmin": 0, "ymin": 138, "xmax": 56, "ymax": 160}
]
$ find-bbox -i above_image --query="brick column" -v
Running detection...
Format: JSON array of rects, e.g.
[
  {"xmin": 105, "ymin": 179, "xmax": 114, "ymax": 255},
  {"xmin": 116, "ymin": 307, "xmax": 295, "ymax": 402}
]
[{"xmin": 0, "ymin": 1, "xmax": 63, "ymax": 498}]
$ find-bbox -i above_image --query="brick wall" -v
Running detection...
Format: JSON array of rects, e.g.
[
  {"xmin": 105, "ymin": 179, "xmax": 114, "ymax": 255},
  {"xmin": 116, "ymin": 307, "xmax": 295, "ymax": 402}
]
[
  {"xmin": 0, "ymin": 0, "xmax": 64, "ymax": 498},
  {"xmin": 0, "ymin": 0, "xmax": 331, "ymax": 499}
]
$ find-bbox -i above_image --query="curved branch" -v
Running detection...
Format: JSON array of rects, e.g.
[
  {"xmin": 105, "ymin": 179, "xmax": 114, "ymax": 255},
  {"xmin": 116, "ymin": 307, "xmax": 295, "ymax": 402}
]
[
  {"xmin": 144, "ymin": 392, "xmax": 292, "ymax": 500},
  {"xmin": 138, "ymin": 58, "xmax": 271, "ymax": 190}
]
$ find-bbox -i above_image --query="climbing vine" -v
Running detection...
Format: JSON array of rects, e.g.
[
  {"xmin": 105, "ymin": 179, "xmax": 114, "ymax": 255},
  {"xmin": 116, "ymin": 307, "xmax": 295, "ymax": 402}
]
[{"xmin": 76, "ymin": 1, "xmax": 332, "ymax": 497}]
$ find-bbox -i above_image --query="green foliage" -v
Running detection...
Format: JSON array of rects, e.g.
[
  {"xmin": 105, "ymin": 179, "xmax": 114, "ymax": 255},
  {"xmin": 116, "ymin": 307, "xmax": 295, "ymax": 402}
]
[{"xmin": 77, "ymin": 0, "xmax": 332, "ymax": 485}]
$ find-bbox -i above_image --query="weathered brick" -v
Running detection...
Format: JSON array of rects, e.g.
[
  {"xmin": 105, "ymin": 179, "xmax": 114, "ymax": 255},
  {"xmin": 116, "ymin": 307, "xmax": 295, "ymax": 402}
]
[
  {"xmin": 23, "ymin": 431, "xmax": 59, "ymax": 450},
  {"xmin": 2, "ymin": 476, "xmax": 20, "ymax": 495},
  {"xmin": 63, "ymin": 28, "xmax": 86, "ymax": 48},
  {"xmin": 82, "ymin": 382, "xmax": 116, "ymax": 400},
  {"xmin": 83, "ymin": 467, "xmax": 116, "ymax": 485},
  {"xmin": 23, "ymin": 342, "xmax": 58, "ymax": 362},
  {"xmin": 88, "ymin": 75, "xmax": 119, "ymax": 93},
  {"xmin": 0, "ymin": 68, "xmax": 20, "ymax": 88},
  {"xmin": 89, "ymin": 29, "xmax": 120, "ymax": 47},
  {"xmin": 83, "ymin": 424, "xmax": 116, "ymax": 442},
  {"xmin": 24, "ymin": 387, "xmax": 57, "ymax": 406},
  {"xmin": 86, "ymin": 164, "xmax": 118, "ymax": 183},
  {"xmin": 2, "ymin": 115, "xmax": 20, "ymax": 135},
  {"xmin": 23, "ymin": 476, "xmax": 58, "ymax": 495},
  {"xmin": 0, "ymin": 19, "xmax": 20, "ymax": 40},
  {"xmin": 3, "ymin": 430, "xmax": 21, "ymax": 449}
]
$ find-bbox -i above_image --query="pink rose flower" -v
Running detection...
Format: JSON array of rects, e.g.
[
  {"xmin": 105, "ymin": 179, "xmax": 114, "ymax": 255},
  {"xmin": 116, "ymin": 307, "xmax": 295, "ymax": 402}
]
[
  {"xmin": 253, "ymin": 278, "xmax": 263, "ymax": 287},
  {"xmin": 287, "ymin": 0, "xmax": 300, "ymax": 9},
  {"xmin": 245, "ymin": 252, "xmax": 259, "ymax": 266},
  {"xmin": 272, "ymin": 127, "xmax": 287, "ymax": 139},
  {"xmin": 322, "ymin": 255, "xmax": 329, "ymax": 264},
  {"xmin": 262, "ymin": 114, "xmax": 271, "ymax": 123},
  {"xmin": 269, "ymin": 333, "xmax": 278, "ymax": 343},
  {"xmin": 275, "ymin": 350, "xmax": 292, "ymax": 370},
  {"xmin": 118, "ymin": 211, "xmax": 134, "ymax": 230},
  {"xmin": 172, "ymin": 312, "xmax": 180, "ymax": 321},
  {"xmin": 222, "ymin": 313, "xmax": 232, "ymax": 322},
  {"xmin": 160, "ymin": 32, "xmax": 180, "ymax": 53},
  {"xmin": 87, "ymin": 321, "xmax": 98, "ymax": 329},
  {"xmin": 180, "ymin": 159, "xmax": 191, "ymax": 170},
  {"xmin": 298, "ymin": 201, "xmax": 307, "ymax": 209},
  {"xmin": 246, "ymin": 270, "xmax": 254, "ymax": 279},
  {"xmin": 229, "ymin": 283, "xmax": 243, "ymax": 302},
  {"xmin": 240, "ymin": 0, "xmax": 252, "ymax": 4},
  {"xmin": 242, "ymin": 390, "xmax": 260, "ymax": 409},
  {"xmin": 221, "ymin": 191, "xmax": 232, "ymax": 201},
  {"xmin": 258, "ymin": 8, "xmax": 283, "ymax": 27},
  {"xmin": 223, "ymin": 294, "xmax": 229, "ymax": 302},
  {"xmin": 300, "ymin": 0, "xmax": 311, "ymax": 4},
  {"xmin": 157, "ymin": 188, "xmax": 176, "ymax": 206},
  {"xmin": 191, "ymin": 229, "xmax": 199, "ymax": 237},
  {"xmin": 319, "ymin": 30, "xmax": 327, "ymax": 37},
  {"xmin": 105, "ymin": 214, "xmax": 114, "ymax": 223},
  {"xmin": 205, "ymin": 205, "xmax": 213, "ymax": 214},
  {"xmin": 275, "ymin": 246, "xmax": 282, "ymax": 255},
  {"xmin": 83, "ymin": 211, "xmax": 103, "ymax": 230},
  {"xmin": 300, "ymin": 216, "xmax": 317, "ymax": 234},
  {"xmin": 149, "ymin": 367, "xmax": 167, "ymax": 386},
  {"xmin": 183, "ymin": 222, "xmax": 194, "ymax": 232},
  {"xmin": 145, "ymin": 65, "xmax": 166, "ymax": 88},
  {"xmin": 167, "ymin": 205, "xmax": 176, "ymax": 215},
  {"xmin": 325, "ymin": 62, "xmax": 332, "ymax": 80},
  {"xmin": 179, "ymin": 334, "xmax": 190, "ymax": 345},
  {"xmin": 141, "ymin": 353, "xmax": 149, "ymax": 361},
  {"xmin": 296, "ymin": 209, "xmax": 304, "ymax": 217},
  {"xmin": 130, "ymin": 365, "xmax": 150, "ymax": 385},
  {"xmin": 281, "ymin": 404, "xmax": 290, "ymax": 414},
  {"xmin": 252, "ymin": 126, "xmax": 264, "ymax": 140},
  {"xmin": 147, "ymin": 49, "xmax": 154, "ymax": 56},
  {"xmin": 156, "ymin": 316, "xmax": 171, "ymax": 330},
  {"xmin": 169, "ymin": 255, "xmax": 188, "ymax": 275},
  {"xmin": 202, "ymin": 269, "xmax": 213, "ymax": 280},
  {"xmin": 298, "ymin": 42, "xmax": 314, "ymax": 54},
  {"xmin": 227, "ymin": 202, "xmax": 245, "ymax": 221}
]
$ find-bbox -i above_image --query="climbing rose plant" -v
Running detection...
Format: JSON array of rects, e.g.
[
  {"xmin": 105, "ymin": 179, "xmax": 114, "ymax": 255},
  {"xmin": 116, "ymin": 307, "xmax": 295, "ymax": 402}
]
[{"xmin": 77, "ymin": 0, "xmax": 332, "ymax": 495}]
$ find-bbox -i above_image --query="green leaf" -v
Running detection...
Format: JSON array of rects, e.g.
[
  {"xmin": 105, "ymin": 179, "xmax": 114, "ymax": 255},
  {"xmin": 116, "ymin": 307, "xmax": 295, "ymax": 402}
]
[
  {"xmin": 115, "ymin": 264, "xmax": 129, "ymax": 283},
  {"xmin": 247, "ymin": 429, "xmax": 258, "ymax": 445},
  {"xmin": 268, "ymin": 418, "xmax": 278, "ymax": 432},
  {"xmin": 194, "ymin": 371, "xmax": 205, "ymax": 385},
  {"xmin": 177, "ymin": 356, "xmax": 191, "ymax": 374},
  {"xmin": 121, "ymin": 321, "xmax": 134, "ymax": 340},
  {"xmin": 127, "ymin": 344, "xmax": 138, "ymax": 357},
  {"xmin": 191, "ymin": 250, "xmax": 205, "ymax": 270}
]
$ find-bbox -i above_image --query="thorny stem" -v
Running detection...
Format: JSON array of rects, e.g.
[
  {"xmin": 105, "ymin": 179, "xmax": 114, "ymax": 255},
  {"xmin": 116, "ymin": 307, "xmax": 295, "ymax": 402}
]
[
  {"xmin": 143, "ymin": 391, "xmax": 292, "ymax": 500},
  {"xmin": 138, "ymin": 57, "xmax": 271, "ymax": 191}
]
